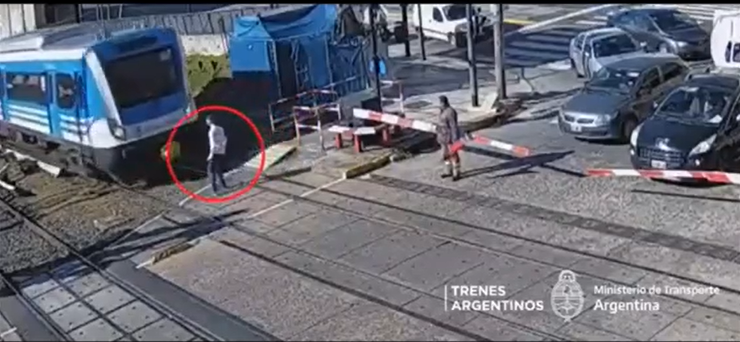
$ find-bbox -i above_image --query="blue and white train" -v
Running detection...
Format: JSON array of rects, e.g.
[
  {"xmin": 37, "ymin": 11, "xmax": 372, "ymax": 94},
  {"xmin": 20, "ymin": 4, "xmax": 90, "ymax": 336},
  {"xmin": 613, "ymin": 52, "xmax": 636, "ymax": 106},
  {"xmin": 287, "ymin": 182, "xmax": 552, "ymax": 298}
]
[{"xmin": 0, "ymin": 23, "xmax": 195, "ymax": 181}]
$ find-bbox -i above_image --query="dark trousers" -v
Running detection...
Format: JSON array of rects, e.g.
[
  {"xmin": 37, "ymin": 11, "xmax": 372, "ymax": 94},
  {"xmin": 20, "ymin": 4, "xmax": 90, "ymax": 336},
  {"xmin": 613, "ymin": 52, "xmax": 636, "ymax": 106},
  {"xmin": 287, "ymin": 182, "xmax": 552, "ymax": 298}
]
[{"xmin": 208, "ymin": 154, "xmax": 227, "ymax": 192}]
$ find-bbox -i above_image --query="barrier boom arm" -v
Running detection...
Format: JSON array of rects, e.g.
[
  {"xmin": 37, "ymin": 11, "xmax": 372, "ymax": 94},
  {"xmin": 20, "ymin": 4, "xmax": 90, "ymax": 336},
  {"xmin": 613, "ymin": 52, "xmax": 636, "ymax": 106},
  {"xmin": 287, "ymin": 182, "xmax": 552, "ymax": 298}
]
[{"xmin": 353, "ymin": 108, "xmax": 531, "ymax": 157}]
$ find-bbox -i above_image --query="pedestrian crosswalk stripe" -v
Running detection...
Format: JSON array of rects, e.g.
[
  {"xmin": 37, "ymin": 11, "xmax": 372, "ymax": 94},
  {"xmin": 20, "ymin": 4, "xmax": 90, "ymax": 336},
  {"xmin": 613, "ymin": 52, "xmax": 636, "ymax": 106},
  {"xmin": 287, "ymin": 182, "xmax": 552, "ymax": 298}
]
[
  {"xmin": 524, "ymin": 34, "xmax": 573, "ymax": 45},
  {"xmin": 507, "ymin": 47, "xmax": 566, "ymax": 62},
  {"xmin": 511, "ymin": 40, "xmax": 571, "ymax": 52},
  {"xmin": 510, "ymin": 5, "xmax": 733, "ymax": 71}
]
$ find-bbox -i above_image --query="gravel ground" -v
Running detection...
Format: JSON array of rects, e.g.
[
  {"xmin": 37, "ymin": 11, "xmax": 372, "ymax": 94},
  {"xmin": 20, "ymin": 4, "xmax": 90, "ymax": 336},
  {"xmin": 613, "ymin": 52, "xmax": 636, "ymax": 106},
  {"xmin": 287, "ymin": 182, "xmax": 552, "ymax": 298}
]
[{"xmin": 0, "ymin": 158, "xmax": 210, "ymax": 275}]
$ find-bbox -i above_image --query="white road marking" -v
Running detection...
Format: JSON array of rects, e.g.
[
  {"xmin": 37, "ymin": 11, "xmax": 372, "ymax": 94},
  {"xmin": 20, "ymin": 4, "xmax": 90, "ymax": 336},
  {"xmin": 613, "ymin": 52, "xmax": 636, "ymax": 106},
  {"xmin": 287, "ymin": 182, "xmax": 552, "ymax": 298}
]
[
  {"xmin": 134, "ymin": 177, "xmax": 345, "ymax": 269},
  {"xmin": 0, "ymin": 327, "xmax": 17, "ymax": 339},
  {"xmin": 541, "ymin": 59, "xmax": 573, "ymax": 71},
  {"xmin": 246, "ymin": 178, "xmax": 345, "ymax": 219},
  {"xmin": 515, "ymin": 4, "xmax": 623, "ymax": 33}
]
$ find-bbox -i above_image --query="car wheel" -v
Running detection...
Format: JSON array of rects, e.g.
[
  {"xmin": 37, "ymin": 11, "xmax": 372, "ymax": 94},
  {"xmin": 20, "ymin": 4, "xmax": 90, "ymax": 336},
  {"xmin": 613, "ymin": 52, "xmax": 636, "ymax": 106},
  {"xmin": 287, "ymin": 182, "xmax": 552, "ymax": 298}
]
[
  {"xmin": 622, "ymin": 117, "xmax": 637, "ymax": 143},
  {"xmin": 658, "ymin": 43, "xmax": 670, "ymax": 54}
]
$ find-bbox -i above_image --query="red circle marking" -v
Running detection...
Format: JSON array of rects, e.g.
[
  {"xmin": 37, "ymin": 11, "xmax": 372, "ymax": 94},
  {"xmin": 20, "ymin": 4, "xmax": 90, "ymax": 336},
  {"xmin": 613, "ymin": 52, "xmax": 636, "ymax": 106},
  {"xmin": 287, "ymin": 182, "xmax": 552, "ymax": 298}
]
[{"xmin": 165, "ymin": 105, "xmax": 266, "ymax": 204}]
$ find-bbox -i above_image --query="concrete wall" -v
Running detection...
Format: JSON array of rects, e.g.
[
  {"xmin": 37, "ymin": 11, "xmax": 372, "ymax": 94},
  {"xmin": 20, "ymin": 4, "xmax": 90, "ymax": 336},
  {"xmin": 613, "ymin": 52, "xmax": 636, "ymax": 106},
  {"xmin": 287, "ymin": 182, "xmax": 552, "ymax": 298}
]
[
  {"xmin": 0, "ymin": 4, "xmax": 39, "ymax": 39},
  {"xmin": 97, "ymin": 5, "xmax": 290, "ymax": 56},
  {"xmin": 0, "ymin": 4, "xmax": 346, "ymax": 57}
]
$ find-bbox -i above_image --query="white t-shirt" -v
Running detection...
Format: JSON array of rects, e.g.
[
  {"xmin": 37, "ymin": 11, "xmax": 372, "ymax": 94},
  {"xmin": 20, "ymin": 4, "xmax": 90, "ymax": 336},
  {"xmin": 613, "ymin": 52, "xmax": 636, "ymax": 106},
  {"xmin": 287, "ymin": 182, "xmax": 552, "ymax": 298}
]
[{"xmin": 208, "ymin": 125, "xmax": 227, "ymax": 157}]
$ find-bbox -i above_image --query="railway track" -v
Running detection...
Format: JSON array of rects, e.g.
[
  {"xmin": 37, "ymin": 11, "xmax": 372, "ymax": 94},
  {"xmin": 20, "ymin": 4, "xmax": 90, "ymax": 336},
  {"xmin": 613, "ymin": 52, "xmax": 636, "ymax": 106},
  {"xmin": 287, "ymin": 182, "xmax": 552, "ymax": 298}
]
[
  {"xmin": 86, "ymin": 167, "xmax": 740, "ymax": 340},
  {"xmin": 3, "ymin": 148, "xmax": 740, "ymax": 340},
  {"xmin": 0, "ymin": 190, "xmax": 218, "ymax": 341}
]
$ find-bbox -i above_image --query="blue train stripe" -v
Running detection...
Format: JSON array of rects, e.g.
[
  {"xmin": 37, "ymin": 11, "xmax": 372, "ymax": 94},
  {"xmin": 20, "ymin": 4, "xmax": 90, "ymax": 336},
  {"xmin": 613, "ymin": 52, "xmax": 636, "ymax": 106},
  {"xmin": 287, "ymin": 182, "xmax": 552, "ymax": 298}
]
[
  {"xmin": 8, "ymin": 111, "xmax": 48, "ymax": 127},
  {"xmin": 7, "ymin": 116, "xmax": 50, "ymax": 134},
  {"xmin": 7, "ymin": 114, "xmax": 85, "ymax": 137},
  {"xmin": 7, "ymin": 104, "xmax": 46, "ymax": 116},
  {"xmin": 7, "ymin": 110, "xmax": 89, "ymax": 134}
]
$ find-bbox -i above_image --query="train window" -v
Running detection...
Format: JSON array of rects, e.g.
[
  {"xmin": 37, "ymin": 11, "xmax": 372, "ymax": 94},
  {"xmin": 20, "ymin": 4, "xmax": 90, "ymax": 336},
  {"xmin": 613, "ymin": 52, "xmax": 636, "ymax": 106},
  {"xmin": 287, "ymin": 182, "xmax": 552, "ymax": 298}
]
[
  {"xmin": 7, "ymin": 73, "xmax": 46, "ymax": 105},
  {"xmin": 56, "ymin": 73, "xmax": 76, "ymax": 109},
  {"xmin": 0, "ymin": 73, "xmax": 4, "ymax": 98},
  {"xmin": 104, "ymin": 47, "xmax": 180, "ymax": 110}
]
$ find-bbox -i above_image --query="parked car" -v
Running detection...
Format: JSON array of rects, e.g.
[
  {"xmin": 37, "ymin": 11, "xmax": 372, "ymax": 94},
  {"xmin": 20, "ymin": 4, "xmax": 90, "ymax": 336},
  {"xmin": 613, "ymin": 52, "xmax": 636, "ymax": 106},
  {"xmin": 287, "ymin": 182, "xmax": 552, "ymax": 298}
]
[
  {"xmin": 569, "ymin": 27, "xmax": 649, "ymax": 78},
  {"xmin": 607, "ymin": 7, "xmax": 710, "ymax": 60},
  {"xmin": 630, "ymin": 72, "xmax": 740, "ymax": 172},
  {"xmin": 559, "ymin": 53, "xmax": 689, "ymax": 141},
  {"xmin": 411, "ymin": 4, "xmax": 491, "ymax": 47}
]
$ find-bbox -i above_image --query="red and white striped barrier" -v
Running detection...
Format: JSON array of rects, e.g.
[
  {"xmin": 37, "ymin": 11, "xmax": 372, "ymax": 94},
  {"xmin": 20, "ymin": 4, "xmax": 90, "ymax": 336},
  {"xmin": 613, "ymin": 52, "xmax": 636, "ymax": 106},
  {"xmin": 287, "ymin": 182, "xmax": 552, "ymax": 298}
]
[
  {"xmin": 586, "ymin": 169, "xmax": 740, "ymax": 184},
  {"xmin": 353, "ymin": 108, "xmax": 531, "ymax": 157},
  {"xmin": 451, "ymin": 136, "xmax": 531, "ymax": 157},
  {"xmin": 327, "ymin": 125, "xmax": 379, "ymax": 136},
  {"xmin": 354, "ymin": 108, "xmax": 436, "ymax": 133}
]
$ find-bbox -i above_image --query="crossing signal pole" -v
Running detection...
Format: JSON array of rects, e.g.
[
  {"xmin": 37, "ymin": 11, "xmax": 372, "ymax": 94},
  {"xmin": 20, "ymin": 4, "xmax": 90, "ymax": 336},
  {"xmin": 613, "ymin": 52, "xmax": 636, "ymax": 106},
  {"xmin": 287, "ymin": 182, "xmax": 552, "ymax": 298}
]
[
  {"xmin": 466, "ymin": 4, "xmax": 479, "ymax": 107},
  {"xmin": 369, "ymin": 4, "xmax": 382, "ymax": 102},
  {"xmin": 493, "ymin": 4, "xmax": 507, "ymax": 100},
  {"xmin": 401, "ymin": 4, "xmax": 411, "ymax": 57},
  {"xmin": 416, "ymin": 4, "xmax": 426, "ymax": 60}
]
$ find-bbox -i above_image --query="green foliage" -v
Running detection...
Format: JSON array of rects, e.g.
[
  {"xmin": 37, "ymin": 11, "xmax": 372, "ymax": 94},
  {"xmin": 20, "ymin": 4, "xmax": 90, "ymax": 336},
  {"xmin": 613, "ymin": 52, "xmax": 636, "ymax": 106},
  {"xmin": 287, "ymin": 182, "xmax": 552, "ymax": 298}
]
[{"xmin": 186, "ymin": 54, "xmax": 230, "ymax": 96}]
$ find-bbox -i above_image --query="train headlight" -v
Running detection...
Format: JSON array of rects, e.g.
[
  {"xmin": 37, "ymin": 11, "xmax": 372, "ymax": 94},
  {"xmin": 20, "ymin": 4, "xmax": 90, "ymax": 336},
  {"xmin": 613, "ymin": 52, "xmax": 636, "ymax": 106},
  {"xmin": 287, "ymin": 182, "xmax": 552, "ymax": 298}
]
[
  {"xmin": 108, "ymin": 119, "xmax": 126, "ymax": 140},
  {"xmin": 112, "ymin": 127, "xmax": 125, "ymax": 139}
]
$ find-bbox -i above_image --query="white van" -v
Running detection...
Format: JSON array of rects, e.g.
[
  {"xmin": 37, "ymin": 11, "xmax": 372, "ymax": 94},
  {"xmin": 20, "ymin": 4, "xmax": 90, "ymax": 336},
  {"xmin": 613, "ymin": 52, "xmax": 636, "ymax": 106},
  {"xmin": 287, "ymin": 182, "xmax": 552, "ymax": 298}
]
[
  {"xmin": 411, "ymin": 4, "xmax": 491, "ymax": 48},
  {"xmin": 712, "ymin": 9, "xmax": 740, "ymax": 68}
]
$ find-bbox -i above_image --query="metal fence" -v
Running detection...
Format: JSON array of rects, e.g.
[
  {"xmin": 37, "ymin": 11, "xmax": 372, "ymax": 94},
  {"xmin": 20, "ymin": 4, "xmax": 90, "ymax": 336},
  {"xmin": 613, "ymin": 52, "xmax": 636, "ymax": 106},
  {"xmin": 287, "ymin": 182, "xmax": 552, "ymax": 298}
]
[{"xmin": 263, "ymin": 32, "xmax": 371, "ymax": 132}]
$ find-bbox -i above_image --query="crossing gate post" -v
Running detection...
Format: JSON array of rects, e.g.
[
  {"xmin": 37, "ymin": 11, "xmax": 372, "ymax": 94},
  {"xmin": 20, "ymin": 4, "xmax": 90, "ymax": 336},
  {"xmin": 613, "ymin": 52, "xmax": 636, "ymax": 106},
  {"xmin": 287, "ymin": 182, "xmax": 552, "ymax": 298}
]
[
  {"xmin": 317, "ymin": 107, "xmax": 325, "ymax": 151},
  {"xmin": 353, "ymin": 134, "xmax": 363, "ymax": 153},
  {"xmin": 293, "ymin": 107, "xmax": 302, "ymax": 145}
]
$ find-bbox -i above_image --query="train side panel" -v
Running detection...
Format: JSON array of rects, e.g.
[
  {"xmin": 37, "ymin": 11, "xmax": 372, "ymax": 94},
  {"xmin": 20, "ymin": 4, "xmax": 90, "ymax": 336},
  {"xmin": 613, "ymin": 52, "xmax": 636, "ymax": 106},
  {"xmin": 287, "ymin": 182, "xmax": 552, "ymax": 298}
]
[{"xmin": 0, "ymin": 59, "xmax": 86, "ymax": 142}]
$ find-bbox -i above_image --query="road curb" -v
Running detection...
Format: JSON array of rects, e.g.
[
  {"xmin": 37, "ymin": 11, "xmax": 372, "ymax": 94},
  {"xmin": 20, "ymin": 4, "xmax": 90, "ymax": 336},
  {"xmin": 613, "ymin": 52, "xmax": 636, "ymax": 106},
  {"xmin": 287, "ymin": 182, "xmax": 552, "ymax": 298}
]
[{"xmin": 342, "ymin": 152, "xmax": 394, "ymax": 180}]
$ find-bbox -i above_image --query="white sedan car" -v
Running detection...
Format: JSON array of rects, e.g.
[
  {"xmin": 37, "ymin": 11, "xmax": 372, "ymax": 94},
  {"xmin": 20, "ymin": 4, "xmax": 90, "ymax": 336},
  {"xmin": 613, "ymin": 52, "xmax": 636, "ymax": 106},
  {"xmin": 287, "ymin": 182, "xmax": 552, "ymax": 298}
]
[{"xmin": 569, "ymin": 27, "xmax": 650, "ymax": 78}]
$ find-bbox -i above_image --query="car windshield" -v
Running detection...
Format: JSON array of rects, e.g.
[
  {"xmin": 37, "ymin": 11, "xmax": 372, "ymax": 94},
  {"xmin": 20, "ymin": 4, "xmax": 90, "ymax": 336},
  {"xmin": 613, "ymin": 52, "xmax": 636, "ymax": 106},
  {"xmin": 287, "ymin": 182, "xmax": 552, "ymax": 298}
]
[
  {"xmin": 656, "ymin": 86, "xmax": 732, "ymax": 125},
  {"xmin": 648, "ymin": 11, "xmax": 697, "ymax": 31},
  {"xmin": 587, "ymin": 67, "xmax": 639, "ymax": 92},
  {"xmin": 593, "ymin": 34, "xmax": 639, "ymax": 58},
  {"xmin": 445, "ymin": 4, "xmax": 467, "ymax": 21}
]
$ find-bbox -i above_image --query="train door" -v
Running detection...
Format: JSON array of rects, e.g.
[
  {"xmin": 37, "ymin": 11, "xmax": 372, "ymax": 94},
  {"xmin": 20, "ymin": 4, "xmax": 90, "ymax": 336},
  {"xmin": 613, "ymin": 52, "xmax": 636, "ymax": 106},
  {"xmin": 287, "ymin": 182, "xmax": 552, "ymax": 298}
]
[{"xmin": 50, "ymin": 72, "xmax": 81, "ymax": 142}]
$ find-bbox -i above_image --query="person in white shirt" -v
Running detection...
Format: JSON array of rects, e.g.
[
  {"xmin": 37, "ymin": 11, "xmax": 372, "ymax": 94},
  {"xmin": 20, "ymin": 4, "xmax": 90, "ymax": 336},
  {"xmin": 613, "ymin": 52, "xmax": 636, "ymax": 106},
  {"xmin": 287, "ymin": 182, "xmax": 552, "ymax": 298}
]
[{"xmin": 206, "ymin": 115, "xmax": 228, "ymax": 194}]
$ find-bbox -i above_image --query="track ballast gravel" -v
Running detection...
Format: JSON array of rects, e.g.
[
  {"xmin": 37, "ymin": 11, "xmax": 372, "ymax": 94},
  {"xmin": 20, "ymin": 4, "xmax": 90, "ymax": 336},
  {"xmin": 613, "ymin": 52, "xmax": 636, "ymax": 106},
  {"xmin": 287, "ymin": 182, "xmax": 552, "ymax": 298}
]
[{"xmin": 0, "ymin": 159, "xmax": 209, "ymax": 274}]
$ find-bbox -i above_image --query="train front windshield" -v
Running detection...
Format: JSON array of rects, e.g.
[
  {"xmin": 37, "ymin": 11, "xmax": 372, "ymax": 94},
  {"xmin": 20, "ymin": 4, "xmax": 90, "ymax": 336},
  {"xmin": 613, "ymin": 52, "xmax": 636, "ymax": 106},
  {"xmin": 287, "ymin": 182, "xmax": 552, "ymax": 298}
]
[{"xmin": 104, "ymin": 47, "xmax": 180, "ymax": 110}]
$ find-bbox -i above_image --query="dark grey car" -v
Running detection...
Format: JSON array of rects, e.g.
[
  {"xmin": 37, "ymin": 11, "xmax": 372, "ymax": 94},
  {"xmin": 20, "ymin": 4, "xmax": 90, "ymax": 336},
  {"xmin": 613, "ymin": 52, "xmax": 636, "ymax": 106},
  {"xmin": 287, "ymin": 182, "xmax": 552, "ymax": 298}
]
[
  {"xmin": 559, "ymin": 53, "xmax": 689, "ymax": 141},
  {"xmin": 607, "ymin": 8, "xmax": 710, "ymax": 60}
]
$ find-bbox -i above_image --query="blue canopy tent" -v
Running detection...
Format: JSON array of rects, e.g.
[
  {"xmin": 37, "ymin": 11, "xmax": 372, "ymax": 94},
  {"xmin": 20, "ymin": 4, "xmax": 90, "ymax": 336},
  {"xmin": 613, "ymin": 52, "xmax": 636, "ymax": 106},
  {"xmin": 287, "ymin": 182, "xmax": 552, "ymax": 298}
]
[{"xmin": 229, "ymin": 4, "xmax": 366, "ymax": 107}]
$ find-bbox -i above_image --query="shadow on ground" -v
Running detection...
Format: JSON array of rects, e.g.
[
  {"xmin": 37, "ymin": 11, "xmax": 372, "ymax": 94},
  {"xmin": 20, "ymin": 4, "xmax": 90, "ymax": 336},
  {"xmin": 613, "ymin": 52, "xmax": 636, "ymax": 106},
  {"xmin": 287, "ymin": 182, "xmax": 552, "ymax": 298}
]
[
  {"xmin": 461, "ymin": 145, "xmax": 584, "ymax": 179},
  {"xmin": 146, "ymin": 76, "xmax": 304, "ymax": 189},
  {"xmin": 3, "ymin": 206, "xmax": 252, "ymax": 294}
]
